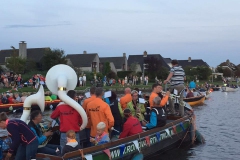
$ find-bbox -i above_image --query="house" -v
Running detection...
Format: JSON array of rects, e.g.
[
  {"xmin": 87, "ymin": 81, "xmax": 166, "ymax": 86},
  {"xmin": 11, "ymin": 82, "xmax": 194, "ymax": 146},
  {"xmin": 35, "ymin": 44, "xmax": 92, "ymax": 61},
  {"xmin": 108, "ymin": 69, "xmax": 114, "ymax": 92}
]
[
  {"xmin": 99, "ymin": 53, "xmax": 128, "ymax": 72},
  {"xmin": 177, "ymin": 57, "xmax": 210, "ymax": 68},
  {"xmin": 128, "ymin": 51, "xmax": 170, "ymax": 72},
  {"xmin": 66, "ymin": 51, "xmax": 100, "ymax": 72},
  {"xmin": 163, "ymin": 58, "xmax": 172, "ymax": 68},
  {"xmin": 0, "ymin": 41, "xmax": 50, "ymax": 70}
]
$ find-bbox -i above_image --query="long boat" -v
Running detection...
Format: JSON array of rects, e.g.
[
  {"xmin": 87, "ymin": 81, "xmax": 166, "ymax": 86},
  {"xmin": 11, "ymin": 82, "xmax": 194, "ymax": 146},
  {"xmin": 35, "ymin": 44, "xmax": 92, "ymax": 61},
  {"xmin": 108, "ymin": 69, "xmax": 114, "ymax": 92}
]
[
  {"xmin": 36, "ymin": 114, "xmax": 193, "ymax": 160},
  {"xmin": 0, "ymin": 100, "xmax": 61, "ymax": 113},
  {"xmin": 183, "ymin": 95, "xmax": 205, "ymax": 107},
  {"xmin": 221, "ymin": 86, "xmax": 239, "ymax": 92}
]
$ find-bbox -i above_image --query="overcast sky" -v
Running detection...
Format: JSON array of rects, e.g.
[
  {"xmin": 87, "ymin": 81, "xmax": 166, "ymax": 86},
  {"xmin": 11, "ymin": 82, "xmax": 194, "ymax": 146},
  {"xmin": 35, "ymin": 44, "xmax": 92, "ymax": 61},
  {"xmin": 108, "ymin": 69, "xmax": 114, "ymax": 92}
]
[{"xmin": 1, "ymin": 0, "xmax": 240, "ymax": 67}]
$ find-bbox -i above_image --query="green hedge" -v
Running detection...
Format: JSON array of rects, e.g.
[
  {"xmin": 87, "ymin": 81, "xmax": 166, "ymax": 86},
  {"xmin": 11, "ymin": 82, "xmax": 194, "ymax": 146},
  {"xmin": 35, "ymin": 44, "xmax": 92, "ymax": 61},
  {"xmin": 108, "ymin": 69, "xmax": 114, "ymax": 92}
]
[{"xmin": 117, "ymin": 71, "xmax": 133, "ymax": 78}]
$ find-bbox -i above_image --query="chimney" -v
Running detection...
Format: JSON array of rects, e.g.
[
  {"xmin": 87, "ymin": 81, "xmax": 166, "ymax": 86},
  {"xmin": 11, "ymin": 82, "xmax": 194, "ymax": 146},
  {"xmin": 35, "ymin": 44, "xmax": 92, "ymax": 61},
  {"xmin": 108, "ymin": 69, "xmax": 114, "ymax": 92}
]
[
  {"xmin": 143, "ymin": 51, "xmax": 147, "ymax": 57},
  {"xmin": 123, "ymin": 53, "xmax": 126, "ymax": 57},
  {"xmin": 188, "ymin": 57, "xmax": 191, "ymax": 62},
  {"xmin": 83, "ymin": 50, "xmax": 87, "ymax": 54},
  {"xmin": 226, "ymin": 59, "xmax": 230, "ymax": 64},
  {"xmin": 19, "ymin": 41, "xmax": 27, "ymax": 58}
]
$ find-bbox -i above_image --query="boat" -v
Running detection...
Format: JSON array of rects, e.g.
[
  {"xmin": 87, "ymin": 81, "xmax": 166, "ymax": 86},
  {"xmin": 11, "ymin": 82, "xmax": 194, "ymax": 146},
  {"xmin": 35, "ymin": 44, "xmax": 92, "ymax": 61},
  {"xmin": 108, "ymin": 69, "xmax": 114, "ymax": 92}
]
[
  {"xmin": 36, "ymin": 114, "xmax": 194, "ymax": 160},
  {"xmin": 211, "ymin": 87, "xmax": 220, "ymax": 91},
  {"xmin": 183, "ymin": 95, "xmax": 205, "ymax": 107},
  {"xmin": 200, "ymin": 91, "xmax": 212, "ymax": 99},
  {"xmin": 221, "ymin": 86, "xmax": 239, "ymax": 92},
  {"xmin": 0, "ymin": 100, "xmax": 61, "ymax": 113}
]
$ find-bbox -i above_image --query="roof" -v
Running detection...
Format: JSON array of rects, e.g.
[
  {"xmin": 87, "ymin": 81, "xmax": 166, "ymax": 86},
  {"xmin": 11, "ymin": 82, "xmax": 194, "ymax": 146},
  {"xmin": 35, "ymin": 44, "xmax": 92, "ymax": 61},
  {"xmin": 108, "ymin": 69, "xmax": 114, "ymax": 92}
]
[
  {"xmin": 66, "ymin": 53, "xmax": 98, "ymax": 67},
  {"xmin": 163, "ymin": 58, "xmax": 172, "ymax": 64},
  {"xmin": 178, "ymin": 59, "xmax": 210, "ymax": 68},
  {"xmin": 0, "ymin": 48, "xmax": 49, "ymax": 64},
  {"xmin": 128, "ymin": 54, "xmax": 170, "ymax": 69},
  {"xmin": 99, "ymin": 57, "xmax": 125, "ymax": 69}
]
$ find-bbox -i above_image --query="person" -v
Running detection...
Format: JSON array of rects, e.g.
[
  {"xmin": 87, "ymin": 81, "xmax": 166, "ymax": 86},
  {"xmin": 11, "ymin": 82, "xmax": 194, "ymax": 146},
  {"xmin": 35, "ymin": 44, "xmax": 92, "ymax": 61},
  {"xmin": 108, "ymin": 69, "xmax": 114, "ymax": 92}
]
[
  {"xmin": 90, "ymin": 122, "xmax": 110, "ymax": 146},
  {"xmin": 120, "ymin": 88, "xmax": 132, "ymax": 110},
  {"xmin": 119, "ymin": 109, "xmax": 143, "ymax": 139},
  {"xmin": 86, "ymin": 87, "xmax": 114, "ymax": 138},
  {"xmin": 56, "ymin": 130, "xmax": 81, "ymax": 156},
  {"xmin": 82, "ymin": 86, "xmax": 96, "ymax": 147},
  {"xmin": 108, "ymin": 91, "xmax": 123, "ymax": 136},
  {"xmin": 83, "ymin": 74, "xmax": 87, "ymax": 87},
  {"xmin": 192, "ymin": 89, "xmax": 201, "ymax": 97},
  {"xmin": 186, "ymin": 88, "xmax": 194, "ymax": 98},
  {"xmin": 79, "ymin": 75, "xmax": 83, "ymax": 87},
  {"xmin": 1, "ymin": 93, "xmax": 9, "ymax": 104},
  {"xmin": 149, "ymin": 84, "xmax": 170, "ymax": 108},
  {"xmin": 164, "ymin": 59, "xmax": 186, "ymax": 116},
  {"xmin": 142, "ymin": 97, "xmax": 166, "ymax": 129},
  {"xmin": 21, "ymin": 92, "xmax": 27, "ymax": 102},
  {"xmin": 50, "ymin": 90, "xmax": 82, "ymax": 151},
  {"xmin": 28, "ymin": 111, "xmax": 59, "ymax": 155},
  {"xmin": 127, "ymin": 90, "xmax": 145, "ymax": 122},
  {"xmin": 0, "ymin": 112, "xmax": 38, "ymax": 160},
  {"xmin": 189, "ymin": 80, "xmax": 196, "ymax": 89},
  {"xmin": 8, "ymin": 93, "xmax": 18, "ymax": 104}
]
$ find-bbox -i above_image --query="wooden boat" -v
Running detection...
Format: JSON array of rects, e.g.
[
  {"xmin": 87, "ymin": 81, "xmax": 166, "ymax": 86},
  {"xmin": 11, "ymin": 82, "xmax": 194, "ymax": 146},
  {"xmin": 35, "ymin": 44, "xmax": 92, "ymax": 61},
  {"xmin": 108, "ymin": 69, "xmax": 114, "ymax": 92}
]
[
  {"xmin": 0, "ymin": 100, "xmax": 61, "ymax": 113},
  {"xmin": 184, "ymin": 95, "xmax": 205, "ymax": 107},
  {"xmin": 37, "ymin": 114, "xmax": 193, "ymax": 160},
  {"xmin": 221, "ymin": 86, "xmax": 239, "ymax": 92}
]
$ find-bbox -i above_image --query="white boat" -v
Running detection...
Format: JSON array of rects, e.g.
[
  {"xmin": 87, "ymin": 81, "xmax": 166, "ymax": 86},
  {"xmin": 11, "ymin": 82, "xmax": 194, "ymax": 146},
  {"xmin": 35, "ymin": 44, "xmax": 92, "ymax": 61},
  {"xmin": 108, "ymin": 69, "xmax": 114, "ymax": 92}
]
[{"xmin": 221, "ymin": 86, "xmax": 239, "ymax": 92}]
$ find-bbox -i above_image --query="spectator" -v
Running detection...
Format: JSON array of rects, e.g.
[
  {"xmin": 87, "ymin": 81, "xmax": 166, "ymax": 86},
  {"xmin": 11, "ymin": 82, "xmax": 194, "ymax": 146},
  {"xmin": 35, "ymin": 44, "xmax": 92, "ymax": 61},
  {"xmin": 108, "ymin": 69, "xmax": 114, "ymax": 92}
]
[
  {"xmin": 82, "ymin": 74, "xmax": 87, "ymax": 86},
  {"xmin": 90, "ymin": 122, "xmax": 110, "ymax": 146},
  {"xmin": 14, "ymin": 93, "xmax": 22, "ymax": 103},
  {"xmin": 21, "ymin": 92, "xmax": 27, "ymax": 102},
  {"xmin": 79, "ymin": 75, "xmax": 83, "ymax": 87},
  {"xmin": 1, "ymin": 93, "xmax": 9, "ymax": 104}
]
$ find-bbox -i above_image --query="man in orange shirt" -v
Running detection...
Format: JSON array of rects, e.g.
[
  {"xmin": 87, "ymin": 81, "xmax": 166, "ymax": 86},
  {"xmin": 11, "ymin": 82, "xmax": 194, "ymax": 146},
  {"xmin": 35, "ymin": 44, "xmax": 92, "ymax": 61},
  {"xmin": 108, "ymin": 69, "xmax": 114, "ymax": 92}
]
[
  {"xmin": 86, "ymin": 87, "xmax": 114, "ymax": 137},
  {"xmin": 149, "ymin": 84, "xmax": 170, "ymax": 108},
  {"xmin": 120, "ymin": 88, "xmax": 132, "ymax": 110},
  {"xmin": 82, "ymin": 86, "xmax": 96, "ymax": 147}
]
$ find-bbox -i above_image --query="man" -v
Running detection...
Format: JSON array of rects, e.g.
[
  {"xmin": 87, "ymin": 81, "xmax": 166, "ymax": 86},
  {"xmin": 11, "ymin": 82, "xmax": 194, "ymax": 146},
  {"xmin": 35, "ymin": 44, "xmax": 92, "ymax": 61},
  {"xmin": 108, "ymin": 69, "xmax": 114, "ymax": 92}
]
[
  {"xmin": 119, "ymin": 109, "xmax": 143, "ymax": 139},
  {"xmin": 1, "ymin": 93, "xmax": 9, "ymax": 104},
  {"xmin": 28, "ymin": 110, "xmax": 59, "ymax": 155},
  {"xmin": 82, "ymin": 86, "xmax": 96, "ymax": 147},
  {"xmin": 120, "ymin": 88, "xmax": 132, "ymax": 110},
  {"xmin": 149, "ymin": 84, "xmax": 170, "ymax": 108},
  {"xmin": 186, "ymin": 88, "xmax": 194, "ymax": 98},
  {"xmin": 189, "ymin": 80, "xmax": 196, "ymax": 89},
  {"xmin": 86, "ymin": 87, "xmax": 114, "ymax": 137},
  {"xmin": 164, "ymin": 59, "xmax": 186, "ymax": 116},
  {"xmin": 83, "ymin": 74, "xmax": 87, "ymax": 87},
  {"xmin": 51, "ymin": 90, "xmax": 82, "ymax": 150},
  {"xmin": 14, "ymin": 93, "xmax": 22, "ymax": 103},
  {"xmin": 142, "ymin": 97, "xmax": 166, "ymax": 129},
  {"xmin": 0, "ymin": 112, "xmax": 38, "ymax": 160}
]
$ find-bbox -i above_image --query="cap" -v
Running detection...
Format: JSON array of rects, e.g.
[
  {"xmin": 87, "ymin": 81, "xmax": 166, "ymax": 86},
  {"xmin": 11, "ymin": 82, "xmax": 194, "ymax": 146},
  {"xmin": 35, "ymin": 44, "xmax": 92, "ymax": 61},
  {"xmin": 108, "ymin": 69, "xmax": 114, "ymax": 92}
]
[{"xmin": 124, "ymin": 108, "xmax": 131, "ymax": 114}]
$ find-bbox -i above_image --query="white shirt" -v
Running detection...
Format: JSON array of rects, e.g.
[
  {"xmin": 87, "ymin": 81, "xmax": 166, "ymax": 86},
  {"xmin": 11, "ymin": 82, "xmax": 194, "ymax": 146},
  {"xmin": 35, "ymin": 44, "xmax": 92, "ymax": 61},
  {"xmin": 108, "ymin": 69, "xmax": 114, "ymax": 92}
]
[
  {"xmin": 79, "ymin": 77, "xmax": 83, "ymax": 81},
  {"xmin": 83, "ymin": 76, "xmax": 86, "ymax": 81}
]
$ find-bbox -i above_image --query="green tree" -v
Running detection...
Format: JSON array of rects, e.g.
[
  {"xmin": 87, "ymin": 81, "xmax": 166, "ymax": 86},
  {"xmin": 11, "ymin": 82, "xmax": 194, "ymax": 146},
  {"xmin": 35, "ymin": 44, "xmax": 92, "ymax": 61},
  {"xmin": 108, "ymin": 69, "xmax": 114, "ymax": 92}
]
[
  {"xmin": 6, "ymin": 46, "xmax": 26, "ymax": 73},
  {"xmin": 103, "ymin": 62, "xmax": 111, "ymax": 76},
  {"xmin": 42, "ymin": 49, "xmax": 67, "ymax": 70}
]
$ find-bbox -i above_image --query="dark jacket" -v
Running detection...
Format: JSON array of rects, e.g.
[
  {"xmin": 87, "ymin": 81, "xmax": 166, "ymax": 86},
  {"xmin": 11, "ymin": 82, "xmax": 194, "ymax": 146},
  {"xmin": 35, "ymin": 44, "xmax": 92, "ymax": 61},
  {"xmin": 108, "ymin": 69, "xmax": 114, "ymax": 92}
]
[
  {"xmin": 7, "ymin": 119, "xmax": 37, "ymax": 153},
  {"xmin": 109, "ymin": 99, "xmax": 123, "ymax": 126},
  {"xmin": 151, "ymin": 107, "xmax": 167, "ymax": 127},
  {"xmin": 57, "ymin": 141, "xmax": 81, "ymax": 156}
]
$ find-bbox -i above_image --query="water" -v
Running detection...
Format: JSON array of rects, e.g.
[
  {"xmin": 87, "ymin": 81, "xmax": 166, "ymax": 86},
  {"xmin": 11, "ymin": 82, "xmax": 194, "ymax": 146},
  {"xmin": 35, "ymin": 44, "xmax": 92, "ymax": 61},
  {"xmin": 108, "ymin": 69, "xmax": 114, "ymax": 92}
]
[{"xmin": 147, "ymin": 91, "xmax": 240, "ymax": 160}]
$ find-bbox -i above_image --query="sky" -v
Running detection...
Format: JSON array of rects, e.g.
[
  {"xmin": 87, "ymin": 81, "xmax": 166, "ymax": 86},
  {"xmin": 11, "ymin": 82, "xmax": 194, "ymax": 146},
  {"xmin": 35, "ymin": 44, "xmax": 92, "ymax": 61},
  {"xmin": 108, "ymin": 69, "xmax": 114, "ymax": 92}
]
[{"xmin": 1, "ymin": 0, "xmax": 240, "ymax": 67}]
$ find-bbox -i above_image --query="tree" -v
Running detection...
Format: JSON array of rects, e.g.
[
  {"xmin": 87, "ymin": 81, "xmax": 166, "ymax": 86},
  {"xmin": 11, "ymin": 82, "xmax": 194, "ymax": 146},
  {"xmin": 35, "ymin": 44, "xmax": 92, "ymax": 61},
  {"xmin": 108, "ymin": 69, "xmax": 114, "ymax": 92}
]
[
  {"xmin": 6, "ymin": 46, "xmax": 26, "ymax": 73},
  {"xmin": 42, "ymin": 49, "xmax": 67, "ymax": 70},
  {"xmin": 184, "ymin": 66, "xmax": 212, "ymax": 81},
  {"xmin": 130, "ymin": 62, "xmax": 138, "ymax": 73},
  {"xmin": 223, "ymin": 68, "xmax": 232, "ymax": 77},
  {"xmin": 144, "ymin": 56, "xmax": 164, "ymax": 80},
  {"xmin": 102, "ymin": 62, "xmax": 111, "ymax": 76}
]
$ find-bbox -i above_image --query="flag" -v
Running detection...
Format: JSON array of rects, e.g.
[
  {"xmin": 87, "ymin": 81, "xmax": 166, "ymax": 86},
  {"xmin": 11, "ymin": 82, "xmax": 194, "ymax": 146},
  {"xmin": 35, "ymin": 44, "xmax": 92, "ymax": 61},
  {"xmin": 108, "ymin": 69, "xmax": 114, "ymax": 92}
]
[
  {"xmin": 156, "ymin": 132, "xmax": 161, "ymax": 142},
  {"xmin": 103, "ymin": 149, "xmax": 112, "ymax": 160},
  {"xmin": 85, "ymin": 154, "xmax": 93, "ymax": 160},
  {"xmin": 145, "ymin": 136, "xmax": 150, "ymax": 146},
  {"xmin": 119, "ymin": 144, "xmax": 125, "ymax": 157},
  {"xmin": 180, "ymin": 122, "xmax": 185, "ymax": 131},
  {"xmin": 132, "ymin": 140, "xmax": 140, "ymax": 152},
  {"xmin": 172, "ymin": 126, "xmax": 177, "ymax": 134}
]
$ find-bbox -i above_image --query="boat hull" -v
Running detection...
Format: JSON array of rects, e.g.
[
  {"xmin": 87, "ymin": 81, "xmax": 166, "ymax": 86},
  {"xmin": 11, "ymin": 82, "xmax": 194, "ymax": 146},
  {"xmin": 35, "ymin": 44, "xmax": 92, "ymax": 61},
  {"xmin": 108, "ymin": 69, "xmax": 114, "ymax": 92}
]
[
  {"xmin": 221, "ymin": 87, "xmax": 239, "ymax": 92},
  {"xmin": 184, "ymin": 95, "xmax": 205, "ymax": 107},
  {"xmin": 36, "ymin": 115, "xmax": 192, "ymax": 160}
]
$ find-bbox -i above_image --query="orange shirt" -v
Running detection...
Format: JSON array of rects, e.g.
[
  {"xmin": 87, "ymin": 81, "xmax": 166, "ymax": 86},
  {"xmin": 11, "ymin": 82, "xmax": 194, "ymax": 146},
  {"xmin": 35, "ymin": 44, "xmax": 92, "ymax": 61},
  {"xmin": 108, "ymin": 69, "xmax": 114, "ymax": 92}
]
[
  {"xmin": 149, "ymin": 92, "xmax": 169, "ymax": 108},
  {"xmin": 86, "ymin": 98, "xmax": 114, "ymax": 137},
  {"xmin": 120, "ymin": 93, "xmax": 132, "ymax": 110},
  {"xmin": 83, "ymin": 95, "xmax": 96, "ymax": 128}
]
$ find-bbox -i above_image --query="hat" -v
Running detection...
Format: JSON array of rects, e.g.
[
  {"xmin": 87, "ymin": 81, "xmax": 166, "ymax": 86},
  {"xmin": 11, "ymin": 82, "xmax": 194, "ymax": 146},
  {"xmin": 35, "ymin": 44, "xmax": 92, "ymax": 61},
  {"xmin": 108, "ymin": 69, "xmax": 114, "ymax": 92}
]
[{"xmin": 123, "ymin": 108, "xmax": 131, "ymax": 114}]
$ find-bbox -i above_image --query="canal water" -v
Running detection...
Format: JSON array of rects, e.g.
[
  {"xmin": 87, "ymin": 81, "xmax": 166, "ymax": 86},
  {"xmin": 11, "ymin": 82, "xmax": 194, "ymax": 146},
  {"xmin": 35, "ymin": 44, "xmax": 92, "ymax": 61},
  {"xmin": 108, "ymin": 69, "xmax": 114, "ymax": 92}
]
[{"xmin": 146, "ymin": 90, "xmax": 240, "ymax": 160}]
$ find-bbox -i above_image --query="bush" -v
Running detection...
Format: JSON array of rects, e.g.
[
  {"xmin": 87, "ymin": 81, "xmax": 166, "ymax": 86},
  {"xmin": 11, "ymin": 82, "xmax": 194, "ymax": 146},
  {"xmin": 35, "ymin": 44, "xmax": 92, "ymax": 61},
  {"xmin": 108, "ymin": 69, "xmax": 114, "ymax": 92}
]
[{"xmin": 117, "ymin": 71, "xmax": 133, "ymax": 79}]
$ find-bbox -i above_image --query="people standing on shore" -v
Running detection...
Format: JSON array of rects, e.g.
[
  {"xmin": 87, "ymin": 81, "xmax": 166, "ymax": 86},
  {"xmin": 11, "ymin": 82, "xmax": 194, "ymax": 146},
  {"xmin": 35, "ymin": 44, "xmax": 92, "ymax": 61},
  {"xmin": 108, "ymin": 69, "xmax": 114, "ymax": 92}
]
[
  {"xmin": 83, "ymin": 74, "xmax": 86, "ymax": 87},
  {"xmin": 164, "ymin": 59, "xmax": 186, "ymax": 116},
  {"xmin": 0, "ymin": 112, "xmax": 38, "ymax": 160}
]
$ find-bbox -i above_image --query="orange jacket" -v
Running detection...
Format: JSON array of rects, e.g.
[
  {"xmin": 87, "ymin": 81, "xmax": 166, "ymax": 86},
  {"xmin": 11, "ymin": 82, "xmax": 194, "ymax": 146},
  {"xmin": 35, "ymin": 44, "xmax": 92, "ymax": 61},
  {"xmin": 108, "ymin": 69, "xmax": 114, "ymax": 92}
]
[
  {"xmin": 82, "ymin": 95, "xmax": 96, "ymax": 128},
  {"xmin": 120, "ymin": 94, "xmax": 132, "ymax": 110},
  {"xmin": 86, "ymin": 97, "xmax": 114, "ymax": 137},
  {"xmin": 149, "ymin": 92, "xmax": 169, "ymax": 108}
]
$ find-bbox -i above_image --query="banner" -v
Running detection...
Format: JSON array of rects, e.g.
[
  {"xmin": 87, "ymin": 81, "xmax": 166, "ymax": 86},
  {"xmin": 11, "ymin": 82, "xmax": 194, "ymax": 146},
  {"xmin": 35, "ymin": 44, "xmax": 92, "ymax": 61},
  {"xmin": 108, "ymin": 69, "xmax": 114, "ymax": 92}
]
[
  {"xmin": 156, "ymin": 132, "xmax": 161, "ymax": 142},
  {"xmin": 145, "ymin": 136, "xmax": 150, "ymax": 147},
  {"xmin": 103, "ymin": 149, "xmax": 112, "ymax": 160},
  {"xmin": 180, "ymin": 122, "xmax": 185, "ymax": 131},
  {"xmin": 132, "ymin": 140, "xmax": 140, "ymax": 152},
  {"xmin": 85, "ymin": 154, "xmax": 93, "ymax": 160},
  {"xmin": 165, "ymin": 129, "xmax": 172, "ymax": 138},
  {"xmin": 119, "ymin": 144, "xmax": 125, "ymax": 157}
]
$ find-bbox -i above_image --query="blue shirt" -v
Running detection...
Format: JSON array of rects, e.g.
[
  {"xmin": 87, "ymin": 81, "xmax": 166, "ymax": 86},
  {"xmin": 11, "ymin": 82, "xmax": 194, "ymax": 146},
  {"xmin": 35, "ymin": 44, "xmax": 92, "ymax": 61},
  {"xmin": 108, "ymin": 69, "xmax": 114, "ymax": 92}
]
[
  {"xmin": 189, "ymin": 81, "xmax": 196, "ymax": 89},
  {"xmin": 146, "ymin": 112, "xmax": 157, "ymax": 129},
  {"xmin": 30, "ymin": 124, "xmax": 47, "ymax": 145}
]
